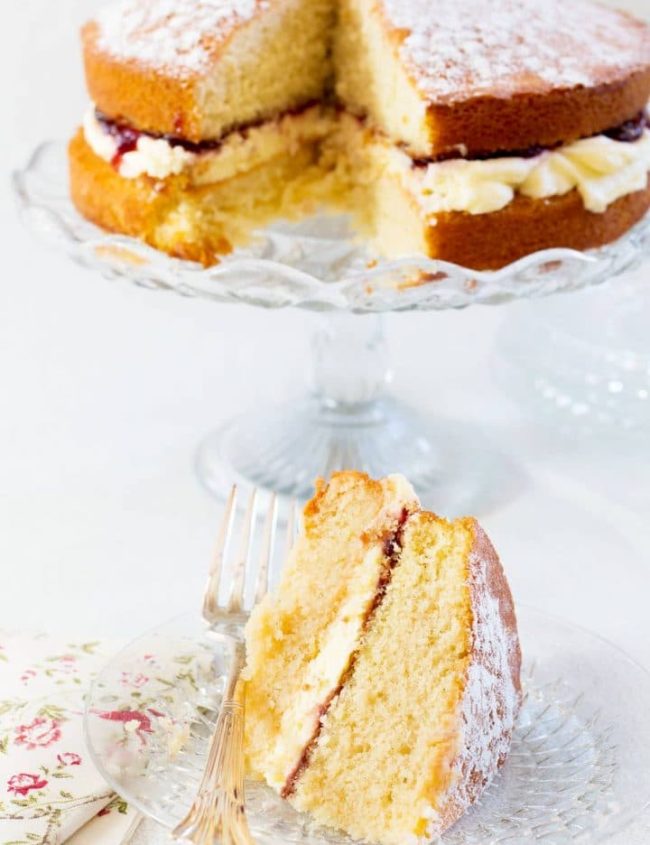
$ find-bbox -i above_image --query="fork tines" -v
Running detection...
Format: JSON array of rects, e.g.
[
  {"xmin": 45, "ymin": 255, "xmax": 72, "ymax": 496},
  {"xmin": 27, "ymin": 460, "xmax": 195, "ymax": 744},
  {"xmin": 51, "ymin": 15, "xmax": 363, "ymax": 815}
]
[{"xmin": 202, "ymin": 487, "xmax": 300, "ymax": 627}]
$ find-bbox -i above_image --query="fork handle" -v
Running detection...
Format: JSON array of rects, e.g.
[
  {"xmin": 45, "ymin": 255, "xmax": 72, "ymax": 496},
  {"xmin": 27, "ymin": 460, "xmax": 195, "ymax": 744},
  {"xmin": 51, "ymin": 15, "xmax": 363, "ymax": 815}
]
[
  {"xmin": 173, "ymin": 640, "xmax": 254, "ymax": 845},
  {"xmin": 200, "ymin": 642, "xmax": 245, "ymax": 794}
]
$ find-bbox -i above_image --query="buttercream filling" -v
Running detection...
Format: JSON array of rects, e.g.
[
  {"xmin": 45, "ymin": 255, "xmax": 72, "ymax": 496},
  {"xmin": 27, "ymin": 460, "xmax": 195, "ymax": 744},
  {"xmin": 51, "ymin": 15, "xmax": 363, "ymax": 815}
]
[
  {"xmin": 83, "ymin": 105, "xmax": 650, "ymax": 215},
  {"xmin": 84, "ymin": 108, "xmax": 196, "ymax": 178},
  {"xmin": 83, "ymin": 104, "xmax": 333, "ymax": 182},
  {"xmin": 395, "ymin": 129, "xmax": 650, "ymax": 216}
]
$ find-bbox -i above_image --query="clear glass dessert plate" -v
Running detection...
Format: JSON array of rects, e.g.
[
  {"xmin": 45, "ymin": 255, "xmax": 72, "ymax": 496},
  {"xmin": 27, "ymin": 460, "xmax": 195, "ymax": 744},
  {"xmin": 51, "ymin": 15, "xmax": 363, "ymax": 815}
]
[
  {"xmin": 13, "ymin": 142, "xmax": 650, "ymax": 512},
  {"xmin": 85, "ymin": 607, "xmax": 650, "ymax": 845}
]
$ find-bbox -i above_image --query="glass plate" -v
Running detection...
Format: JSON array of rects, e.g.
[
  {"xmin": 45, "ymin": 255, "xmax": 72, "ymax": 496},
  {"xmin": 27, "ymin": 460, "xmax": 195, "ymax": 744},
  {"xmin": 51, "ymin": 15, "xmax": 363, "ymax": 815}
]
[
  {"xmin": 13, "ymin": 141, "xmax": 650, "ymax": 313},
  {"xmin": 85, "ymin": 607, "xmax": 650, "ymax": 845}
]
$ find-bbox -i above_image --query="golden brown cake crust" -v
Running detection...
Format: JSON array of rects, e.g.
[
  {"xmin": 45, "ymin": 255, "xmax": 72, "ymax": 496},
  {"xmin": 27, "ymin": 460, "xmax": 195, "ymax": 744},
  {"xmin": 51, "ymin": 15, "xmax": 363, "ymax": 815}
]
[
  {"xmin": 69, "ymin": 130, "xmax": 230, "ymax": 264},
  {"xmin": 82, "ymin": 24, "xmax": 204, "ymax": 141},
  {"xmin": 81, "ymin": 0, "xmax": 332, "ymax": 143},
  {"xmin": 376, "ymin": 0, "xmax": 650, "ymax": 155},
  {"xmin": 81, "ymin": 0, "xmax": 279, "ymax": 141},
  {"xmin": 424, "ymin": 181, "xmax": 650, "ymax": 271},
  {"xmin": 424, "ymin": 70, "xmax": 650, "ymax": 159}
]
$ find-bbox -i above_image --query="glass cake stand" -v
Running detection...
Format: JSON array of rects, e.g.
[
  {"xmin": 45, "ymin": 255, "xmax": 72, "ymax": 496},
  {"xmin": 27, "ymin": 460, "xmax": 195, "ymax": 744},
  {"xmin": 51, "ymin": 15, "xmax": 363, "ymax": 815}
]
[{"xmin": 13, "ymin": 141, "xmax": 650, "ymax": 511}]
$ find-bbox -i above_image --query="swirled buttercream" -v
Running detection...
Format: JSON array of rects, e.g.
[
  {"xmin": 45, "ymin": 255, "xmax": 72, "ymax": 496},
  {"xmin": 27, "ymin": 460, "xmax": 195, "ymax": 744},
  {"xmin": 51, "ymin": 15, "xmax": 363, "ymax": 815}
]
[{"xmin": 402, "ymin": 131, "xmax": 650, "ymax": 216}]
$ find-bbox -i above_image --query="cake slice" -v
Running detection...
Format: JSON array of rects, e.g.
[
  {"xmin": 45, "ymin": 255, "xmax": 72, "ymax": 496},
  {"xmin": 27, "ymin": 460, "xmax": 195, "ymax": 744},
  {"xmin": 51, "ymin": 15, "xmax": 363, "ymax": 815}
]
[{"xmin": 243, "ymin": 472, "xmax": 521, "ymax": 844}]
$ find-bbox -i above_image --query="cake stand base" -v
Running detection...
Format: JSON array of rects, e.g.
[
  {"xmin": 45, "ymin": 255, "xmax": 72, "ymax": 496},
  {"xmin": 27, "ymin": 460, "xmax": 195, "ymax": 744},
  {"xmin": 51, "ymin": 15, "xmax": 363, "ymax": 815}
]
[{"xmin": 196, "ymin": 394, "xmax": 518, "ymax": 516}]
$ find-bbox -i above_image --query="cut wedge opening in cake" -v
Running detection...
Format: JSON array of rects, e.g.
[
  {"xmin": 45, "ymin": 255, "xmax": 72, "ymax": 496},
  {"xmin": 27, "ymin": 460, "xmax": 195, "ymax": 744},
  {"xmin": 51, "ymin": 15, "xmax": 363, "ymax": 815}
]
[
  {"xmin": 71, "ymin": 0, "xmax": 650, "ymax": 269},
  {"xmin": 243, "ymin": 472, "xmax": 522, "ymax": 845}
]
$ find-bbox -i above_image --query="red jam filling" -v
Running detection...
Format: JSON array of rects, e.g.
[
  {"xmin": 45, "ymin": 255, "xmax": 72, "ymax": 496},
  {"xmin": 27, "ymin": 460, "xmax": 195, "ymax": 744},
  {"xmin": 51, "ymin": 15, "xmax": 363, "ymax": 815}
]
[
  {"xmin": 412, "ymin": 111, "xmax": 649, "ymax": 167},
  {"xmin": 95, "ymin": 108, "xmax": 648, "ymax": 170}
]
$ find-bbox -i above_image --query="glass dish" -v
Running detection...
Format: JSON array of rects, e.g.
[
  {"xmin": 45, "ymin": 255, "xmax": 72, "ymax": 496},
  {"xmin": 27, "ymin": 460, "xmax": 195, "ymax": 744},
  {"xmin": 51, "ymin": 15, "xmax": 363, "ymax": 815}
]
[
  {"xmin": 84, "ymin": 607, "xmax": 650, "ymax": 845},
  {"xmin": 496, "ymin": 275, "xmax": 650, "ymax": 433},
  {"xmin": 14, "ymin": 142, "xmax": 650, "ymax": 511}
]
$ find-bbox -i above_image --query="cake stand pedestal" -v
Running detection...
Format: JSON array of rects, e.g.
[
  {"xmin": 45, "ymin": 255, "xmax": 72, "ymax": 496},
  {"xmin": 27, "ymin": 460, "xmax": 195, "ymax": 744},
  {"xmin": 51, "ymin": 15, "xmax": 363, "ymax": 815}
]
[
  {"xmin": 196, "ymin": 310, "xmax": 515, "ymax": 513},
  {"xmin": 14, "ymin": 141, "xmax": 650, "ymax": 512},
  {"xmin": 197, "ymin": 313, "xmax": 451, "ymax": 501}
]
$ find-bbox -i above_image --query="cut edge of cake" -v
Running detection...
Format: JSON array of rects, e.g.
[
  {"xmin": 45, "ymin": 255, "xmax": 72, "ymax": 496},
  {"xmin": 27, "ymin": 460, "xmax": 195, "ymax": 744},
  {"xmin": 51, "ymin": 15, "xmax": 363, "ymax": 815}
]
[
  {"xmin": 243, "ymin": 472, "xmax": 522, "ymax": 845},
  {"xmin": 243, "ymin": 472, "xmax": 419, "ymax": 793}
]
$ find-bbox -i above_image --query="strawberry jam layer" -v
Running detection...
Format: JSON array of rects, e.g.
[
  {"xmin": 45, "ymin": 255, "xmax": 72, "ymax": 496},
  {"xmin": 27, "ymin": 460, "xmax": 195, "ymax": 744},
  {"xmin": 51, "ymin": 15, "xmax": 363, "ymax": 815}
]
[{"xmin": 96, "ymin": 108, "xmax": 649, "ymax": 170}]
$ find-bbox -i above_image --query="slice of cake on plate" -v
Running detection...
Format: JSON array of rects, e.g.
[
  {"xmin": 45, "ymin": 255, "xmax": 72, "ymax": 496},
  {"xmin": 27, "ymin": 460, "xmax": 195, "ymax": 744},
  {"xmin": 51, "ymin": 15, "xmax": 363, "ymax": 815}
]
[
  {"xmin": 69, "ymin": 0, "xmax": 650, "ymax": 269},
  {"xmin": 243, "ymin": 472, "xmax": 522, "ymax": 844}
]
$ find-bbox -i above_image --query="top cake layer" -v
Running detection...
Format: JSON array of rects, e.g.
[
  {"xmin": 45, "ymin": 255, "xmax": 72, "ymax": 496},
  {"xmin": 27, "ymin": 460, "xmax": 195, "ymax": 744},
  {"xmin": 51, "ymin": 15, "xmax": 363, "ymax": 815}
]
[
  {"xmin": 335, "ymin": 0, "xmax": 650, "ymax": 155},
  {"xmin": 83, "ymin": 0, "xmax": 335, "ymax": 142},
  {"xmin": 83, "ymin": 0, "xmax": 650, "ymax": 154}
]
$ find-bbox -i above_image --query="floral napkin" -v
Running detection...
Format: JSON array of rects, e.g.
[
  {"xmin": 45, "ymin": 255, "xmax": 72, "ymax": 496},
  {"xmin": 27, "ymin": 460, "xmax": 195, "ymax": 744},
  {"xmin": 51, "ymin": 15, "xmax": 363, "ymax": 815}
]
[{"xmin": 0, "ymin": 633, "xmax": 140, "ymax": 845}]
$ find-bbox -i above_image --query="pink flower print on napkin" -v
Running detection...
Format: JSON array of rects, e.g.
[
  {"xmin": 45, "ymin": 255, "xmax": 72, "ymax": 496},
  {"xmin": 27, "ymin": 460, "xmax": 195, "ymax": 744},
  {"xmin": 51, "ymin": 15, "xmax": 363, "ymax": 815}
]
[
  {"xmin": 57, "ymin": 751, "xmax": 82, "ymax": 767},
  {"xmin": 7, "ymin": 772, "xmax": 49, "ymax": 796},
  {"xmin": 14, "ymin": 717, "xmax": 62, "ymax": 750}
]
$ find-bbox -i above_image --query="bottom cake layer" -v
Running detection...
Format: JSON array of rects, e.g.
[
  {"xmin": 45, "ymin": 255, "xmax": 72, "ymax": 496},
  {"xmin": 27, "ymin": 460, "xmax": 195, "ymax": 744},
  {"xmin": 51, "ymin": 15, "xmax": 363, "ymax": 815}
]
[
  {"xmin": 69, "ymin": 125, "xmax": 650, "ymax": 271},
  {"xmin": 69, "ymin": 129, "xmax": 335, "ymax": 266},
  {"xmin": 371, "ymin": 172, "xmax": 650, "ymax": 271}
]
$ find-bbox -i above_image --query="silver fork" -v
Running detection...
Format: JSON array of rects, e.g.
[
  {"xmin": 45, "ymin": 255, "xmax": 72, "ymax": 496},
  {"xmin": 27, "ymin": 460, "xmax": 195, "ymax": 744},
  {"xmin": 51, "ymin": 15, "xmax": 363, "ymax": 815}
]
[{"xmin": 173, "ymin": 486, "xmax": 297, "ymax": 845}]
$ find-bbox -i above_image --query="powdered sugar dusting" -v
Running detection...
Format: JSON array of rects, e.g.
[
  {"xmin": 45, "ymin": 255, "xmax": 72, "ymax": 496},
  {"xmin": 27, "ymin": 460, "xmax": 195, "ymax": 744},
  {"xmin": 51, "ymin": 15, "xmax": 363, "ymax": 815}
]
[
  {"xmin": 95, "ymin": 0, "xmax": 267, "ymax": 77},
  {"xmin": 381, "ymin": 0, "xmax": 650, "ymax": 103},
  {"xmin": 424, "ymin": 526, "xmax": 522, "ymax": 838},
  {"xmin": 92, "ymin": 0, "xmax": 648, "ymax": 93}
]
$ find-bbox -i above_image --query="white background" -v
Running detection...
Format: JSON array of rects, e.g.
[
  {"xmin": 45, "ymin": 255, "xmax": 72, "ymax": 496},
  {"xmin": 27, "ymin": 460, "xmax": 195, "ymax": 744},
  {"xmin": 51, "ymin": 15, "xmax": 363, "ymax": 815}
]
[{"xmin": 1, "ymin": 1, "xmax": 650, "ymax": 840}]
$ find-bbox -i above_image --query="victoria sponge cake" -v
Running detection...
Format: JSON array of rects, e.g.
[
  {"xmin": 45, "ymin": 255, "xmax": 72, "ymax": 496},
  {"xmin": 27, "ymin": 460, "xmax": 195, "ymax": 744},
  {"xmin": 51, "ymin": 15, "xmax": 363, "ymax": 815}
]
[
  {"xmin": 70, "ymin": 0, "xmax": 650, "ymax": 269},
  {"xmin": 243, "ymin": 472, "xmax": 522, "ymax": 843}
]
